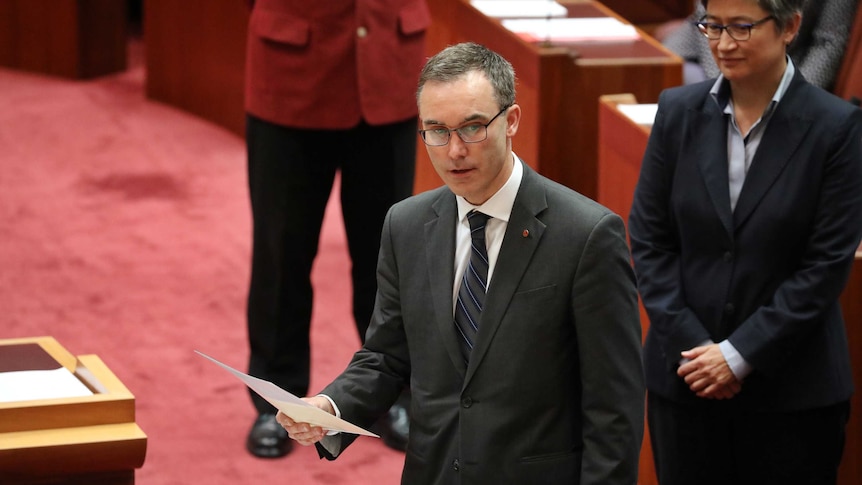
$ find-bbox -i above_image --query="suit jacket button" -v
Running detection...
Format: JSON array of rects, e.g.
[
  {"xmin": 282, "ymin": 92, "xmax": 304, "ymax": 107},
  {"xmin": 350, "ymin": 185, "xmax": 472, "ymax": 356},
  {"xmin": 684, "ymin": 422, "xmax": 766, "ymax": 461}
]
[
  {"xmin": 453, "ymin": 459, "xmax": 460, "ymax": 471},
  {"xmin": 723, "ymin": 251, "xmax": 733, "ymax": 263},
  {"xmin": 357, "ymin": 26, "xmax": 368, "ymax": 38},
  {"xmin": 724, "ymin": 303, "xmax": 735, "ymax": 315},
  {"xmin": 461, "ymin": 397, "xmax": 473, "ymax": 408}
]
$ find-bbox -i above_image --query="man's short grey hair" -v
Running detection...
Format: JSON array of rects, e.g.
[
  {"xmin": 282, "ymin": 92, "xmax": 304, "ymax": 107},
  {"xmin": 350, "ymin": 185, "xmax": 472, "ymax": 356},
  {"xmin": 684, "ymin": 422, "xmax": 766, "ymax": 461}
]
[{"xmin": 416, "ymin": 42, "xmax": 516, "ymax": 110}]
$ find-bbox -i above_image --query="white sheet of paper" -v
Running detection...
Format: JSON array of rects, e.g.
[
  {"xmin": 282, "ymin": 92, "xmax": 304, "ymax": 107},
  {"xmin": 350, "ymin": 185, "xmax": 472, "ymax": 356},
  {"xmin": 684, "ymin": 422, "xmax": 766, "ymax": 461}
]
[
  {"xmin": 617, "ymin": 103, "xmax": 658, "ymax": 126},
  {"xmin": 195, "ymin": 351, "xmax": 378, "ymax": 437},
  {"xmin": 471, "ymin": 0, "xmax": 568, "ymax": 19},
  {"xmin": 0, "ymin": 367, "xmax": 93, "ymax": 403},
  {"xmin": 502, "ymin": 17, "xmax": 640, "ymax": 42}
]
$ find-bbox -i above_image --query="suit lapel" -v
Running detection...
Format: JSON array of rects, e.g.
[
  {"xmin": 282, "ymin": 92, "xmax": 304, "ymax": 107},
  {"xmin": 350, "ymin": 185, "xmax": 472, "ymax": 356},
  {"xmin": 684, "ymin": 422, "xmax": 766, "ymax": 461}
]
[
  {"xmin": 464, "ymin": 164, "xmax": 547, "ymax": 386},
  {"xmin": 425, "ymin": 192, "xmax": 468, "ymax": 376},
  {"xmin": 733, "ymin": 95, "xmax": 811, "ymax": 230},
  {"xmin": 694, "ymin": 103, "xmax": 735, "ymax": 237}
]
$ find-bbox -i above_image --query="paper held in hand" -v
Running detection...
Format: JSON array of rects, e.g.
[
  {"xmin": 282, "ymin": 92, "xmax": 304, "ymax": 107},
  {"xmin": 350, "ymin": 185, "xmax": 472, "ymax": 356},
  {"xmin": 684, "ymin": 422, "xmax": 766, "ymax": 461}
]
[{"xmin": 195, "ymin": 351, "xmax": 379, "ymax": 437}]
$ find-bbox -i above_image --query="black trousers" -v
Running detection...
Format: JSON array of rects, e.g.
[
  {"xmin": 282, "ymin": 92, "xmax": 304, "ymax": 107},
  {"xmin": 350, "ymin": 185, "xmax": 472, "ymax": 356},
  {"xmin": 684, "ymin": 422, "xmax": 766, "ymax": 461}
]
[
  {"xmin": 245, "ymin": 114, "xmax": 416, "ymax": 413},
  {"xmin": 648, "ymin": 391, "xmax": 849, "ymax": 485}
]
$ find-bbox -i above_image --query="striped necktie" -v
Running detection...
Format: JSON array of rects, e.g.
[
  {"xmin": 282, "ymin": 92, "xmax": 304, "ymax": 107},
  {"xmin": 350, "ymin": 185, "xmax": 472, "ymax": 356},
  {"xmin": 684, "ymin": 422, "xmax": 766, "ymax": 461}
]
[{"xmin": 454, "ymin": 210, "xmax": 491, "ymax": 363}]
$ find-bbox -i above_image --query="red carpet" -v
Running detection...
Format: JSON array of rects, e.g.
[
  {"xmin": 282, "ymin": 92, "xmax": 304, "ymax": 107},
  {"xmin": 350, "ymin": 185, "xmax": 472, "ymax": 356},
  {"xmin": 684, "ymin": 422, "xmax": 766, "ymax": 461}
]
[{"xmin": 0, "ymin": 43, "xmax": 405, "ymax": 483}]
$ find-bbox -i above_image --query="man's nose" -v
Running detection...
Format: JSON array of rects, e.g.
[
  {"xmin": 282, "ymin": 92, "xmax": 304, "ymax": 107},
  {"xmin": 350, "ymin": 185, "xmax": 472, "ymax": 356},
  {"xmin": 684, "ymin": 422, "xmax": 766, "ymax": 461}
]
[{"xmin": 447, "ymin": 132, "xmax": 468, "ymax": 158}]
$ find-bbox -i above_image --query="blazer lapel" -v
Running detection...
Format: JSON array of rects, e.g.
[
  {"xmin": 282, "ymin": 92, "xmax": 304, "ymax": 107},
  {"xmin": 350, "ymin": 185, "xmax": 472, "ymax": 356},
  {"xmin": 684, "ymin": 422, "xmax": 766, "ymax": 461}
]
[
  {"xmin": 694, "ymin": 103, "xmax": 735, "ymax": 237},
  {"xmin": 464, "ymin": 164, "xmax": 547, "ymax": 385},
  {"xmin": 425, "ymin": 192, "xmax": 468, "ymax": 376},
  {"xmin": 733, "ymin": 95, "xmax": 811, "ymax": 230}
]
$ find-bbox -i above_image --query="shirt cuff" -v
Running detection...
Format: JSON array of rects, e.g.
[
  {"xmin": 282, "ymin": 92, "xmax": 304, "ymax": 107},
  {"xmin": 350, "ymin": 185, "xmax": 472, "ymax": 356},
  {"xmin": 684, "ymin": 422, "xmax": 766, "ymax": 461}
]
[
  {"xmin": 718, "ymin": 340, "xmax": 753, "ymax": 379},
  {"xmin": 316, "ymin": 394, "xmax": 342, "ymax": 436}
]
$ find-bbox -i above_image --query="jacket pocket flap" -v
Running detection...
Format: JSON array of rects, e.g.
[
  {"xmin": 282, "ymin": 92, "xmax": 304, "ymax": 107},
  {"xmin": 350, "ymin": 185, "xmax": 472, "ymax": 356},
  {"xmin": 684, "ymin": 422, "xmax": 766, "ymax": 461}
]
[
  {"xmin": 250, "ymin": 9, "xmax": 310, "ymax": 46},
  {"xmin": 399, "ymin": 2, "xmax": 431, "ymax": 36}
]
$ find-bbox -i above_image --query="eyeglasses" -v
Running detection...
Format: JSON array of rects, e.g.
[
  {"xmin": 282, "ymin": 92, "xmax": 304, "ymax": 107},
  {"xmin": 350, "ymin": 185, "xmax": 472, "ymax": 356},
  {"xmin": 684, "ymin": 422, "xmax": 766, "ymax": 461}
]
[
  {"xmin": 695, "ymin": 15, "xmax": 775, "ymax": 41},
  {"xmin": 419, "ymin": 105, "xmax": 511, "ymax": 147}
]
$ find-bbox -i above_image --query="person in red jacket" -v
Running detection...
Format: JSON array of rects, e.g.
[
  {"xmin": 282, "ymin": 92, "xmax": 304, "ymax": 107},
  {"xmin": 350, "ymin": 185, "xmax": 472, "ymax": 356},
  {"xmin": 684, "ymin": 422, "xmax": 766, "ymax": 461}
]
[{"xmin": 242, "ymin": 0, "xmax": 430, "ymax": 458}]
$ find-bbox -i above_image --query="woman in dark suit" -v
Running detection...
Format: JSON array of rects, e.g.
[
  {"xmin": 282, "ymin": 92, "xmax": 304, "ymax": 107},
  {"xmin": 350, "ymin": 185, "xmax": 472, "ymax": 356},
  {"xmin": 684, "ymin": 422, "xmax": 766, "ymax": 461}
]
[{"xmin": 629, "ymin": 0, "xmax": 862, "ymax": 483}]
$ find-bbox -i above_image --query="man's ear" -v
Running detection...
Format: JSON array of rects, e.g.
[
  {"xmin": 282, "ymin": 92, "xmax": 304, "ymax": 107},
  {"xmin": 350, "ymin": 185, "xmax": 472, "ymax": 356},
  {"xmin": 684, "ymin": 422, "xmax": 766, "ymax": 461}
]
[{"xmin": 506, "ymin": 104, "xmax": 521, "ymax": 137}]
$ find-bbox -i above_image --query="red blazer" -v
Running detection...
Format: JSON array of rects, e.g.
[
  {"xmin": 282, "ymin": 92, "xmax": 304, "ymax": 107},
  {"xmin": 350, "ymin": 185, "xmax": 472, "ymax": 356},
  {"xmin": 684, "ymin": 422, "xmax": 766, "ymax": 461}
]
[{"xmin": 244, "ymin": 0, "xmax": 430, "ymax": 129}]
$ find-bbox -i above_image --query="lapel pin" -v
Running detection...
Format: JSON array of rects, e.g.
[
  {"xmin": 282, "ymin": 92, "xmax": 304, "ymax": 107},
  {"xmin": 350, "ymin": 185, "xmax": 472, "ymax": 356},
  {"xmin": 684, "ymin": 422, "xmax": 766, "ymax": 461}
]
[{"xmin": 522, "ymin": 229, "xmax": 529, "ymax": 238}]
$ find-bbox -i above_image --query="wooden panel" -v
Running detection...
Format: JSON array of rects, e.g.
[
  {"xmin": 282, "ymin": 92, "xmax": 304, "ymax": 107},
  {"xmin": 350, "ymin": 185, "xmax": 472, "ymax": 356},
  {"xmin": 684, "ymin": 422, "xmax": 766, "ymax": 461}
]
[
  {"xmin": 838, "ymin": 252, "xmax": 862, "ymax": 485},
  {"xmin": 597, "ymin": 94, "xmax": 649, "ymax": 222},
  {"xmin": 600, "ymin": 0, "xmax": 693, "ymax": 24},
  {"xmin": 417, "ymin": 0, "xmax": 681, "ymax": 199},
  {"xmin": 0, "ymin": 0, "xmax": 126, "ymax": 79},
  {"xmin": 144, "ymin": 0, "xmax": 249, "ymax": 136},
  {"xmin": 834, "ymin": 2, "xmax": 862, "ymax": 102},
  {"xmin": 1, "ymin": 424, "xmax": 147, "ymax": 475}
]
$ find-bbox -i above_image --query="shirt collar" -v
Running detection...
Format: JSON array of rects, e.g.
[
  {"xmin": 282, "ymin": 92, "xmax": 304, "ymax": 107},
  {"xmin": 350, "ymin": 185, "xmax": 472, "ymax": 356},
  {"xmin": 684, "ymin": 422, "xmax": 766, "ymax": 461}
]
[
  {"xmin": 709, "ymin": 55, "xmax": 796, "ymax": 113},
  {"xmin": 456, "ymin": 152, "xmax": 523, "ymax": 223}
]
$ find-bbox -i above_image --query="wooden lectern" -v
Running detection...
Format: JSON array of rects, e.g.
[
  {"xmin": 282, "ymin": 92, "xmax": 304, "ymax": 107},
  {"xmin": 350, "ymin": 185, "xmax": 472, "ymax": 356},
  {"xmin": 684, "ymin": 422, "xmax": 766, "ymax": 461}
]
[
  {"xmin": 598, "ymin": 94, "xmax": 862, "ymax": 485},
  {"xmin": 0, "ymin": 337, "xmax": 147, "ymax": 485}
]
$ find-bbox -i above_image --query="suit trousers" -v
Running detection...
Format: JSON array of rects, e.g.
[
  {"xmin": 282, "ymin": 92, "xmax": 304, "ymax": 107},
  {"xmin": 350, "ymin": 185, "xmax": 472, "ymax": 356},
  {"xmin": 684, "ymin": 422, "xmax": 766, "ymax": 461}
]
[
  {"xmin": 245, "ymin": 114, "xmax": 416, "ymax": 413},
  {"xmin": 648, "ymin": 391, "xmax": 849, "ymax": 485}
]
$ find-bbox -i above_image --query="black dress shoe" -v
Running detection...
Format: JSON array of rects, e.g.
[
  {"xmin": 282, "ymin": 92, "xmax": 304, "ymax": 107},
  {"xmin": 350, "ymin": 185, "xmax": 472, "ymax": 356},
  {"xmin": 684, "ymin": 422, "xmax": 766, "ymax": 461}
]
[{"xmin": 246, "ymin": 413, "xmax": 292, "ymax": 458}]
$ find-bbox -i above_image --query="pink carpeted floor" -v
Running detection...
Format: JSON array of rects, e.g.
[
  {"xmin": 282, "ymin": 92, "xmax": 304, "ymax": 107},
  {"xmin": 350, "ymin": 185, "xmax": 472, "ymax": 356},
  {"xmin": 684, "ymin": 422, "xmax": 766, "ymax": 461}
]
[{"xmin": 0, "ymin": 43, "xmax": 405, "ymax": 484}]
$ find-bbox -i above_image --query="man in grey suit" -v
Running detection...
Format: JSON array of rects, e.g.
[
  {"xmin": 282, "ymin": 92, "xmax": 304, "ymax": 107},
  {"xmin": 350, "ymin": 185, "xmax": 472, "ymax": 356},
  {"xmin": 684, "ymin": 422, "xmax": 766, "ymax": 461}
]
[{"xmin": 278, "ymin": 42, "xmax": 645, "ymax": 484}]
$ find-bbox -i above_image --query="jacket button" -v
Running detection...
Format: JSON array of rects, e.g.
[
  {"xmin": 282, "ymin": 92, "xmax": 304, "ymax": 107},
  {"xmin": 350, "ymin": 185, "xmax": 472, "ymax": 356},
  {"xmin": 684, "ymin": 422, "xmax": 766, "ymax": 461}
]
[
  {"xmin": 453, "ymin": 459, "xmax": 460, "ymax": 471},
  {"xmin": 724, "ymin": 303, "xmax": 735, "ymax": 315},
  {"xmin": 461, "ymin": 397, "xmax": 473, "ymax": 408},
  {"xmin": 357, "ymin": 26, "xmax": 368, "ymax": 38},
  {"xmin": 723, "ymin": 251, "xmax": 733, "ymax": 262}
]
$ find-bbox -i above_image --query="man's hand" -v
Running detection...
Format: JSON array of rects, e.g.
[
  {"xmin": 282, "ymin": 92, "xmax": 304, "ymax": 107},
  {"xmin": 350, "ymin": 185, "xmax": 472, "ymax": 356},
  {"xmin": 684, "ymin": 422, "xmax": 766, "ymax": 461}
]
[
  {"xmin": 275, "ymin": 396, "xmax": 335, "ymax": 446},
  {"xmin": 678, "ymin": 344, "xmax": 742, "ymax": 399}
]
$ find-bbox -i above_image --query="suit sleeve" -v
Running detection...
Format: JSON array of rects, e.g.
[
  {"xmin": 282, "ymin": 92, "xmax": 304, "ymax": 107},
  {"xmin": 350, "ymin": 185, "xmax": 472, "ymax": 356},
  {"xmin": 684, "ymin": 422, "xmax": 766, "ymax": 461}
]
[
  {"xmin": 573, "ymin": 212, "xmax": 645, "ymax": 485},
  {"xmin": 315, "ymin": 207, "xmax": 411, "ymax": 459},
  {"xmin": 628, "ymin": 92, "xmax": 714, "ymax": 370}
]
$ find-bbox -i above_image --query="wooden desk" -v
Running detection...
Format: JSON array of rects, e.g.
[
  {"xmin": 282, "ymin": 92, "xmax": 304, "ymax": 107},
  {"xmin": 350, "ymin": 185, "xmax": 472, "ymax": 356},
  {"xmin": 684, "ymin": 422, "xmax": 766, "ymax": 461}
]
[
  {"xmin": 600, "ymin": 0, "xmax": 693, "ymax": 25},
  {"xmin": 144, "ymin": 0, "xmax": 249, "ymax": 136},
  {"xmin": 598, "ymin": 95, "xmax": 862, "ymax": 485},
  {"xmin": 0, "ymin": 0, "xmax": 127, "ymax": 79},
  {"xmin": 0, "ymin": 337, "xmax": 147, "ymax": 485},
  {"xmin": 839, "ymin": 248, "xmax": 862, "ymax": 485},
  {"xmin": 417, "ymin": 0, "xmax": 682, "ymax": 198}
]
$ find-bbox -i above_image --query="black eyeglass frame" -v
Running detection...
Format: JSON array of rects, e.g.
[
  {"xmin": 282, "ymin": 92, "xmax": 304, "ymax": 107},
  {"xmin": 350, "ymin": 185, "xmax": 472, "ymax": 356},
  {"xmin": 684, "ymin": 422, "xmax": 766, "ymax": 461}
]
[
  {"xmin": 695, "ymin": 15, "xmax": 776, "ymax": 42},
  {"xmin": 418, "ymin": 105, "xmax": 512, "ymax": 147}
]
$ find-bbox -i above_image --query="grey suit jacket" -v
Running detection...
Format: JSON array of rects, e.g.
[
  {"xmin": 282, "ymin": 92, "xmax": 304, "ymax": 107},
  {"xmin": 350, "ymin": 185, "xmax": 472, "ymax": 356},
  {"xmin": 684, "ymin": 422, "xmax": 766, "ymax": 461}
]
[{"xmin": 319, "ymin": 162, "xmax": 644, "ymax": 484}]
